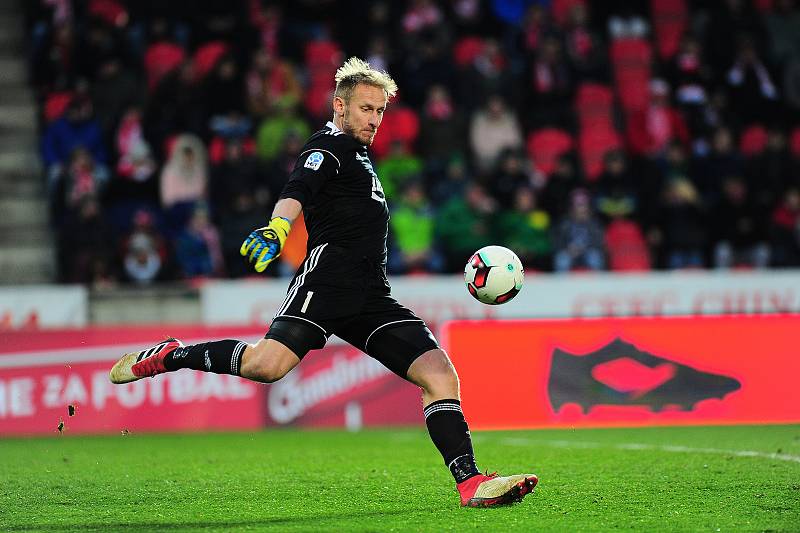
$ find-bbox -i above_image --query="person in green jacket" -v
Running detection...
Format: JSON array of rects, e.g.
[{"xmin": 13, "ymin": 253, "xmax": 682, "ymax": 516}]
[
  {"xmin": 496, "ymin": 185, "xmax": 553, "ymax": 271},
  {"xmin": 377, "ymin": 140, "xmax": 423, "ymax": 200},
  {"xmin": 388, "ymin": 180, "xmax": 443, "ymax": 273},
  {"xmin": 435, "ymin": 182, "xmax": 496, "ymax": 272},
  {"xmin": 255, "ymin": 103, "xmax": 311, "ymax": 162}
]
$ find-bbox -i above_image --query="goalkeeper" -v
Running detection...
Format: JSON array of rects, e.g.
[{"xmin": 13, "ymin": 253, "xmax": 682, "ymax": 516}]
[{"xmin": 109, "ymin": 57, "xmax": 537, "ymax": 508}]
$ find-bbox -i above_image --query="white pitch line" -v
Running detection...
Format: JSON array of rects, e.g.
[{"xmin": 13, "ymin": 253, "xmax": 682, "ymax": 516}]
[{"xmin": 497, "ymin": 437, "xmax": 800, "ymax": 464}]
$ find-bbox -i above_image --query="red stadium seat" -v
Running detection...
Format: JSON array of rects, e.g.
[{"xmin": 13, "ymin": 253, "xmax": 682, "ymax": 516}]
[
  {"xmin": 369, "ymin": 106, "xmax": 420, "ymax": 158},
  {"xmin": 208, "ymin": 136, "xmax": 256, "ymax": 164},
  {"xmin": 88, "ymin": 0, "xmax": 128, "ymax": 27},
  {"xmin": 305, "ymin": 40, "xmax": 343, "ymax": 70},
  {"xmin": 163, "ymin": 135, "xmax": 178, "ymax": 158},
  {"xmin": 193, "ymin": 41, "xmax": 230, "ymax": 80},
  {"xmin": 616, "ymin": 75, "xmax": 651, "ymax": 112},
  {"xmin": 574, "ymin": 83, "xmax": 615, "ymax": 129},
  {"xmin": 605, "ymin": 219, "xmax": 651, "ymax": 271},
  {"xmin": 651, "ymin": 0, "xmax": 688, "ymax": 60},
  {"xmin": 610, "ymin": 38, "xmax": 652, "ymax": 68},
  {"xmin": 610, "ymin": 39, "xmax": 652, "ymax": 112},
  {"xmin": 304, "ymin": 83, "xmax": 334, "ymax": 120},
  {"xmin": 575, "ymin": 83, "xmax": 614, "ymax": 112},
  {"xmin": 624, "ymin": 107, "xmax": 689, "ymax": 155},
  {"xmin": 551, "ymin": 0, "xmax": 586, "ymax": 27},
  {"xmin": 144, "ymin": 42, "xmax": 185, "ymax": 91},
  {"xmin": 527, "ymin": 129, "xmax": 573, "ymax": 175},
  {"xmin": 754, "ymin": 0, "xmax": 773, "ymax": 11},
  {"xmin": 790, "ymin": 127, "xmax": 800, "ymax": 157},
  {"xmin": 578, "ymin": 127, "xmax": 622, "ymax": 179},
  {"xmin": 454, "ymin": 37, "xmax": 484, "ymax": 67},
  {"xmin": 739, "ymin": 124, "xmax": 768, "ymax": 157},
  {"xmin": 303, "ymin": 41, "xmax": 341, "ymax": 120}
]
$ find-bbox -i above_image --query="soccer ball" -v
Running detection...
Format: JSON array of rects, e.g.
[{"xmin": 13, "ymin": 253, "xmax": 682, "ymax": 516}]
[{"xmin": 464, "ymin": 245, "xmax": 524, "ymax": 305}]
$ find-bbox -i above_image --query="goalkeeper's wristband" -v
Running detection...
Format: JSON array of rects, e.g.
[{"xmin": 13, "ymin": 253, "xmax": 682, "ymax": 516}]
[{"xmin": 270, "ymin": 216, "xmax": 291, "ymax": 237}]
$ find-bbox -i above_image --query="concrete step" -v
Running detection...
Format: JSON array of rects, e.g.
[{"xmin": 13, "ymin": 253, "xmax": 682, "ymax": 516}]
[
  {"xmin": 0, "ymin": 2, "xmax": 23, "ymax": 17},
  {"xmin": 0, "ymin": 34, "xmax": 24, "ymax": 54},
  {"xmin": 0, "ymin": 244, "xmax": 55, "ymax": 284},
  {"xmin": 0, "ymin": 151, "xmax": 41, "ymax": 174},
  {"xmin": 0, "ymin": 86, "xmax": 36, "ymax": 108},
  {"xmin": 0, "ymin": 17, "xmax": 23, "ymax": 40},
  {"xmin": 0, "ymin": 196, "xmax": 49, "ymax": 225},
  {"xmin": 0, "ymin": 130, "xmax": 39, "ymax": 152},
  {"xmin": 90, "ymin": 286, "xmax": 202, "ymax": 324},
  {"xmin": 0, "ymin": 58, "xmax": 26, "ymax": 85},
  {"xmin": 0, "ymin": 136, "xmax": 39, "ymax": 158},
  {"xmin": 0, "ymin": 167, "xmax": 43, "ymax": 182},
  {"xmin": 0, "ymin": 223, "xmax": 49, "ymax": 245},
  {"xmin": 0, "ymin": 176, "xmax": 44, "ymax": 196},
  {"xmin": 0, "ymin": 3, "xmax": 24, "ymax": 52},
  {"xmin": 0, "ymin": 104, "xmax": 38, "ymax": 132}
]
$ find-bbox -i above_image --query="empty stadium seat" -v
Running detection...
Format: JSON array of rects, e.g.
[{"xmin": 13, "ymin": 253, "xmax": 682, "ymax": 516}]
[
  {"xmin": 144, "ymin": 42, "xmax": 185, "ymax": 91},
  {"xmin": 610, "ymin": 39, "xmax": 652, "ymax": 113},
  {"xmin": 305, "ymin": 40, "xmax": 342, "ymax": 70},
  {"xmin": 651, "ymin": 0, "xmax": 688, "ymax": 60},
  {"xmin": 574, "ymin": 83, "xmax": 615, "ymax": 129},
  {"xmin": 791, "ymin": 127, "xmax": 800, "ymax": 158},
  {"xmin": 208, "ymin": 136, "xmax": 256, "ymax": 164},
  {"xmin": 193, "ymin": 41, "xmax": 230, "ymax": 80},
  {"xmin": 616, "ymin": 75, "xmax": 651, "ymax": 112},
  {"xmin": 303, "ymin": 83, "xmax": 334, "ymax": 120},
  {"xmin": 610, "ymin": 38, "xmax": 652, "ymax": 67},
  {"xmin": 605, "ymin": 218, "xmax": 651, "ymax": 271},
  {"xmin": 739, "ymin": 124, "xmax": 768, "ymax": 157},
  {"xmin": 453, "ymin": 36, "xmax": 485, "ymax": 67},
  {"xmin": 578, "ymin": 127, "xmax": 622, "ymax": 179},
  {"xmin": 369, "ymin": 106, "xmax": 420, "ymax": 159},
  {"xmin": 551, "ymin": 0, "xmax": 586, "ymax": 27},
  {"xmin": 754, "ymin": 0, "xmax": 773, "ymax": 11},
  {"xmin": 527, "ymin": 129, "xmax": 574, "ymax": 175}
]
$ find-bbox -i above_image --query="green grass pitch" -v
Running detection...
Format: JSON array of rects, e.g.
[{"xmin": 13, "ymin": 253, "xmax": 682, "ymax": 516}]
[{"xmin": 1, "ymin": 425, "xmax": 798, "ymax": 532}]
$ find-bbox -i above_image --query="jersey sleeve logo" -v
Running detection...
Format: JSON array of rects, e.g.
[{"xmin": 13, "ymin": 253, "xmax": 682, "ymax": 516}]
[{"xmin": 303, "ymin": 151, "xmax": 325, "ymax": 171}]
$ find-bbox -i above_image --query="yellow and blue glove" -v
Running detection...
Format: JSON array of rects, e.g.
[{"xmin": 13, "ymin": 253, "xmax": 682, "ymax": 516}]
[{"xmin": 240, "ymin": 217, "xmax": 291, "ymax": 273}]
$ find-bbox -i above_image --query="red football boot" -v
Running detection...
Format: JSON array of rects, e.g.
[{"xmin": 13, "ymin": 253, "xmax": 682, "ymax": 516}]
[
  {"xmin": 109, "ymin": 338, "xmax": 184, "ymax": 384},
  {"xmin": 457, "ymin": 472, "xmax": 538, "ymax": 507}
]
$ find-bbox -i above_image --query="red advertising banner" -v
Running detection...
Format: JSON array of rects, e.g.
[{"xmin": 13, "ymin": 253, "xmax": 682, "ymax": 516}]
[
  {"xmin": 442, "ymin": 315, "xmax": 800, "ymax": 430},
  {"xmin": 0, "ymin": 326, "xmax": 268, "ymax": 436},
  {"xmin": 262, "ymin": 345, "xmax": 421, "ymax": 428},
  {"xmin": 0, "ymin": 361, "xmax": 262, "ymax": 435},
  {"xmin": 0, "ymin": 325, "xmax": 422, "ymax": 436}
]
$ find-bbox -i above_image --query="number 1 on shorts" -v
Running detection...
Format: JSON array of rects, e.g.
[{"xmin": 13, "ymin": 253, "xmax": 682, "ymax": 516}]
[{"xmin": 301, "ymin": 291, "xmax": 314, "ymax": 313}]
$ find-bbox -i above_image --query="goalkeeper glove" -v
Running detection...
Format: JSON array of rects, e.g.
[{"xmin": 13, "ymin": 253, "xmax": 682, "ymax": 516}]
[{"xmin": 240, "ymin": 217, "xmax": 291, "ymax": 273}]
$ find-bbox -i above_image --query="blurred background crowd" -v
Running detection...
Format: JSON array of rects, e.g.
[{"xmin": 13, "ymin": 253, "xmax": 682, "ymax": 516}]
[{"xmin": 24, "ymin": 0, "xmax": 800, "ymax": 286}]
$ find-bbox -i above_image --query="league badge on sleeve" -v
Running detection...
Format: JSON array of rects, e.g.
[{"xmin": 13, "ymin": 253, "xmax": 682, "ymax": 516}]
[{"xmin": 304, "ymin": 151, "xmax": 325, "ymax": 171}]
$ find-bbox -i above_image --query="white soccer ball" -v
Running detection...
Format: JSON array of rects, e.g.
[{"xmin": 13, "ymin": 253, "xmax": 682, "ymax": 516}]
[{"xmin": 464, "ymin": 245, "xmax": 524, "ymax": 305}]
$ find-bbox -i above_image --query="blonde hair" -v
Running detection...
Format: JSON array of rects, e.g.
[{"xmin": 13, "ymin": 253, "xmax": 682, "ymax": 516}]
[{"xmin": 334, "ymin": 57, "xmax": 398, "ymax": 102}]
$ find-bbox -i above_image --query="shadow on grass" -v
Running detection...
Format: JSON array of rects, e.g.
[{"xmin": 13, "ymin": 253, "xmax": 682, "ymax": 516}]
[{"xmin": 4, "ymin": 507, "xmax": 429, "ymax": 531}]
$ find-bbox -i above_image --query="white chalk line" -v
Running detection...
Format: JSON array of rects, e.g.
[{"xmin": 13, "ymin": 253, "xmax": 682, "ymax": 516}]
[{"xmin": 494, "ymin": 437, "xmax": 800, "ymax": 464}]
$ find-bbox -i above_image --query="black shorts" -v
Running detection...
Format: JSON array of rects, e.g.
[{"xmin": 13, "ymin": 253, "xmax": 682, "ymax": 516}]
[{"xmin": 265, "ymin": 243, "xmax": 439, "ymax": 377}]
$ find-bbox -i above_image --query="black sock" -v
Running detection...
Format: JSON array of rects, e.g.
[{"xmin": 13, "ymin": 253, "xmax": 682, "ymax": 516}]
[
  {"xmin": 424, "ymin": 399, "xmax": 480, "ymax": 483},
  {"xmin": 163, "ymin": 339, "xmax": 246, "ymax": 376}
]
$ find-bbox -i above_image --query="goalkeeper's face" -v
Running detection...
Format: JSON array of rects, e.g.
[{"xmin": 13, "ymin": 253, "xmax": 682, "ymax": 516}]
[{"xmin": 340, "ymin": 84, "xmax": 387, "ymax": 146}]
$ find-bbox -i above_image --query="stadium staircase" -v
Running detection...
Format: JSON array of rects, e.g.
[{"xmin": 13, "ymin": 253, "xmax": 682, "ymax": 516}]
[{"xmin": 0, "ymin": 0, "xmax": 54, "ymax": 284}]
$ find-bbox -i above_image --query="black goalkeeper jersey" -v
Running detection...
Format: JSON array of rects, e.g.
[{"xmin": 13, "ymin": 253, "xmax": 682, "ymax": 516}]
[{"xmin": 279, "ymin": 121, "xmax": 389, "ymax": 263}]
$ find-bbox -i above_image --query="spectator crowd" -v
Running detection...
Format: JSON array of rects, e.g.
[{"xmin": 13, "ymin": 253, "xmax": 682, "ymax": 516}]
[{"xmin": 26, "ymin": 0, "xmax": 800, "ymax": 286}]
